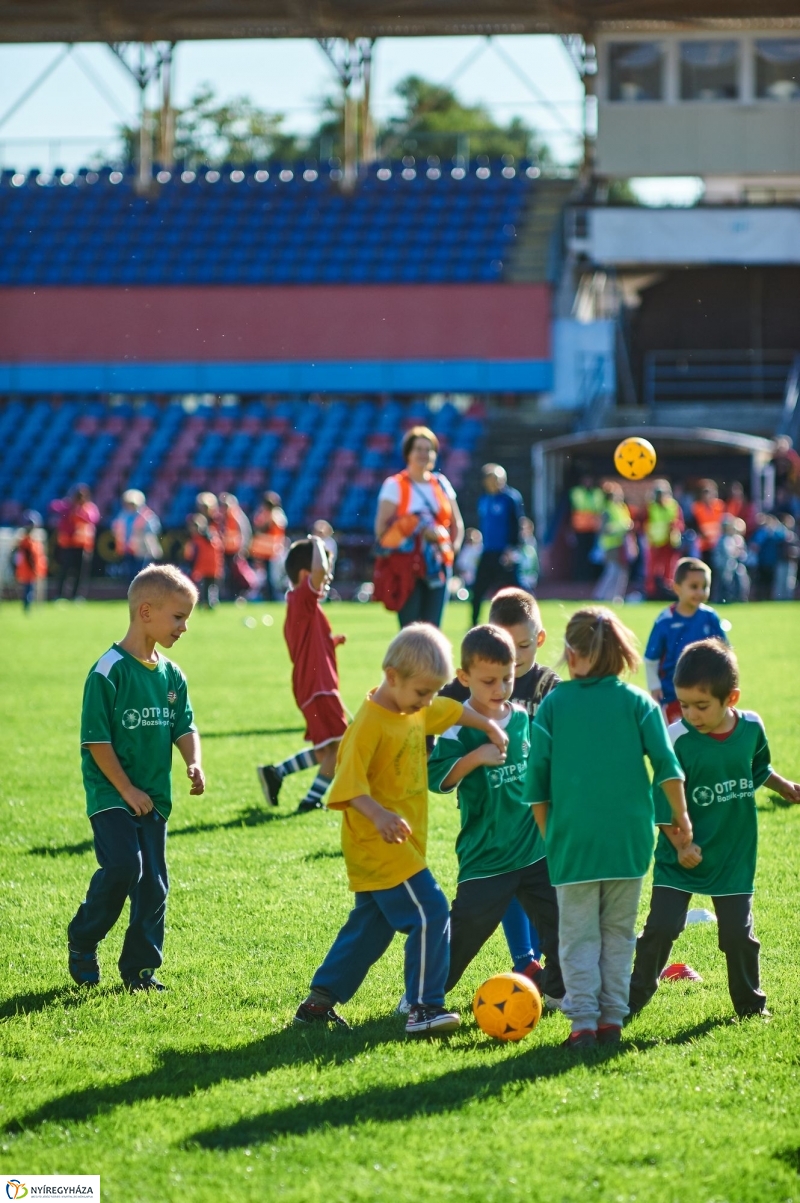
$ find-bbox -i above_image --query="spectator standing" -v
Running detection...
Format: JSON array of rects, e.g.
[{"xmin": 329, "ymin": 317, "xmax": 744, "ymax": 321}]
[
  {"xmin": 471, "ymin": 465, "xmax": 525, "ymax": 625},
  {"xmin": 518, "ymin": 517, "xmax": 540, "ymax": 592},
  {"xmin": 773, "ymin": 515, "xmax": 798, "ymax": 600},
  {"xmin": 724, "ymin": 482, "xmax": 758, "ymax": 538},
  {"xmin": 111, "ymin": 490, "xmax": 162, "ymax": 582},
  {"xmin": 593, "ymin": 483, "xmax": 634, "ymax": 603},
  {"xmin": 219, "ymin": 493, "xmax": 253, "ymax": 598},
  {"xmin": 455, "ymin": 529, "xmax": 482, "ymax": 593},
  {"xmin": 50, "ymin": 484, "xmax": 100, "ymax": 600},
  {"xmin": 644, "ymin": 482, "xmax": 683, "ymax": 599},
  {"xmin": 250, "ymin": 492, "xmax": 288, "ymax": 601},
  {"xmin": 14, "ymin": 510, "xmax": 48, "ymax": 610},
  {"xmin": 185, "ymin": 514, "xmax": 224, "ymax": 609},
  {"xmin": 569, "ymin": 475, "xmax": 605, "ymax": 581},
  {"xmin": 374, "ymin": 426, "xmax": 464, "ymax": 629},
  {"xmin": 749, "ymin": 514, "xmax": 783, "ymax": 600},
  {"xmin": 692, "ymin": 481, "xmax": 725, "ymax": 565},
  {"xmin": 712, "ymin": 515, "xmax": 750, "ymax": 603}
]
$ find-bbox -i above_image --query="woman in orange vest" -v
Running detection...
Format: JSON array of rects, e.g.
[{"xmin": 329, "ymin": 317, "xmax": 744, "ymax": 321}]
[
  {"xmin": 14, "ymin": 510, "xmax": 48, "ymax": 610},
  {"xmin": 250, "ymin": 491, "xmax": 288, "ymax": 601},
  {"xmin": 218, "ymin": 492, "xmax": 253, "ymax": 598},
  {"xmin": 50, "ymin": 483, "xmax": 100, "ymax": 600},
  {"xmin": 691, "ymin": 480, "xmax": 725, "ymax": 562},
  {"xmin": 374, "ymin": 425, "xmax": 464, "ymax": 628}
]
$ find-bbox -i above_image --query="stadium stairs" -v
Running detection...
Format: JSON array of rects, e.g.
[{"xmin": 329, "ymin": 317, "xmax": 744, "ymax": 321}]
[{"xmin": 504, "ymin": 177, "xmax": 576, "ymax": 285}]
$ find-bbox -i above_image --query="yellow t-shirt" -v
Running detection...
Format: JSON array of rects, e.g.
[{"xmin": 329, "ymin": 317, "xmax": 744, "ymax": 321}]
[{"xmin": 328, "ymin": 693, "xmax": 464, "ymax": 892}]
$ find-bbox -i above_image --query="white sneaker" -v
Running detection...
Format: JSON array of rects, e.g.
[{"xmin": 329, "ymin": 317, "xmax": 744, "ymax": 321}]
[
  {"xmin": 395, "ymin": 992, "xmax": 411, "ymax": 1014},
  {"xmin": 405, "ymin": 1004, "xmax": 461, "ymax": 1036}
]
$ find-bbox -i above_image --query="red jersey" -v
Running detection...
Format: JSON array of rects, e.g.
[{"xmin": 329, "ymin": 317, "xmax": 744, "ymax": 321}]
[
  {"xmin": 284, "ymin": 577, "xmax": 340, "ymax": 710},
  {"xmin": 186, "ymin": 529, "xmax": 224, "ymax": 581}
]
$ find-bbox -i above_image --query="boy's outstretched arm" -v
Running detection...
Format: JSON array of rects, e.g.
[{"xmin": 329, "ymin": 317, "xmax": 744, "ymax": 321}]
[
  {"xmin": 457, "ymin": 707, "xmax": 509, "ymax": 755},
  {"xmin": 349, "ymin": 794, "xmax": 411, "ymax": 844},
  {"xmin": 175, "ymin": 730, "xmax": 205, "ymax": 795},
  {"xmin": 660, "ymin": 778, "xmax": 692, "ymax": 846},
  {"xmin": 309, "ymin": 535, "xmax": 330, "ymax": 592},
  {"xmin": 439, "ymin": 743, "xmax": 505, "ymax": 790},
  {"xmin": 764, "ymin": 771, "xmax": 800, "ymax": 803},
  {"xmin": 86, "ymin": 744, "xmax": 153, "ymax": 815}
]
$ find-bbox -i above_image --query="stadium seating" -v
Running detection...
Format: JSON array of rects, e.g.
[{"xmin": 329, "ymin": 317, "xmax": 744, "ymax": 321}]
[
  {"xmin": 0, "ymin": 396, "xmax": 485, "ymax": 533},
  {"xmin": 0, "ymin": 162, "xmax": 534, "ymax": 285}
]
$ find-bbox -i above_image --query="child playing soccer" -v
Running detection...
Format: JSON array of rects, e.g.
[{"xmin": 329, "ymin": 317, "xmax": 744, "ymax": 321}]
[
  {"xmin": 294, "ymin": 623, "xmax": 509, "ymax": 1036},
  {"xmin": 629, "ymin": 639, "xmax": 800, "ymax": 1019},
  {"xmin": 428, "ymin": 625, "xmax": 564, "ymax": 1003},
  {"xmin": 644, "ymin": 557, "xmax": 727, "ymax": 724},
  {"xmin": 67, "ymin": 564, "xmax": 204, "ymax": 991},
  {"xmin": 439, "ymin": 587, "xmax": 559, "ymax": 977},
  {"xmin": 527, "ymin": 607, "xmax": 692, "ymax": 1049},
  {"xmin": 257, "ymin": 535, "xmax": 348, "ymax": 814}
]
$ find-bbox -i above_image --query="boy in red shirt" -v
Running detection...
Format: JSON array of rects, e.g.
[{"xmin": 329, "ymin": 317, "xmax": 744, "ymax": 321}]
[
  {"xmin": 257, "ymin": 535, "xmax": 348, "ymax": 814},
  {"xmin": 14, "ymin": 510, "xmax": 48, "ymax": 610},
  {"xmin": 184, "ymin": 514, "xmax": 224, "ymax": 609}
]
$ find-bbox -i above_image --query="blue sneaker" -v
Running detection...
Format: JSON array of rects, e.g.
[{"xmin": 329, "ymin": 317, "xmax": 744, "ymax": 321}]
[
  {"xmin": 124, "ymin": 969, "xmax": 166, "ymax": 993},
  {"xmin": 68, "ymin": 945, "xmax": 99, "ymax": 987}
]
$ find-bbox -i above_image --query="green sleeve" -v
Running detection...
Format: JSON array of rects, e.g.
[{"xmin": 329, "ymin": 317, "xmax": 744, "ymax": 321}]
[
  {"xmin": 525, "ymin": 696, "xmax": 553, "ymax": 803},
  {"xmin": 428, "ymin": 733, "xmax": 467, "ymax": 794},
  {"xmin": 81, "ymin": 670, "xmax": 114, "ymax": 745},
  {"xmin": 752, "ymin": 721, "xmax": 773, "ymax": 789},
  {"xmin": 172, "ymin": 671, "xmax": 196, "ymax": 743},
  {"xmin": 640, "ymin": 701, "xmax": 683, "ymax": 787}
]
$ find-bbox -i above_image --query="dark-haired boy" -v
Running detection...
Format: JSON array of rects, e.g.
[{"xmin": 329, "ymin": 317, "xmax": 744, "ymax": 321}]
[
  {"xmin": 256, "ymin": 535, "xmax": 348, "ymax": 814},
  {"xmin": 429, "ymin": 625, "xmax": 564, "ymax": 1003},
  {"xmin": 644, "ymin": 557, "xmax": 728, "ymax": 725},
  {"xmin": 629, "ymin": 638, "xmax": 800, "ymax": 1019},
  {"xmin": 438, "ymin": 587, "xmax": 559, "ymax": 977}
]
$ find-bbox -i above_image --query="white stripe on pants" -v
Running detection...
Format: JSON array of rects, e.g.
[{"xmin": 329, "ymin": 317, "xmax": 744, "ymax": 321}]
[{"xmin": 555, "ymin": 878, "xmax": 644, "ymax": 1032}]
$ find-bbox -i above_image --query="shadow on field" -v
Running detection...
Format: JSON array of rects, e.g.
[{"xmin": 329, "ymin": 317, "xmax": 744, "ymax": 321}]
[
  {"xmin": 4, "ymin": 1018, "xmax": 403, "ymax": 1133},
  {"xmin": 203, "ymin": 727, "xmax": 305, "ymax": 740},
  {"xmin": 625, "ymin": 1017, "xmax": 728, "ymax": 1051},
  {"xmin": 0, "ymin": 986, "xmax": 94, "ymax": 1020},
  {"xmin": 184, "ymin": 1018, "xmax": 729, "ymax": 1148},
  {"xmin": 27, "ymin": 805, "xmax": 300, "ymax": 858}
]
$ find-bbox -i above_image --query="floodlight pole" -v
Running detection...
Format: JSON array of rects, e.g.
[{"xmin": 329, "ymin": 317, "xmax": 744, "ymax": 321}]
[
  {"xmin": 318, "ymin": 37, "xmax": 376, "ymax": 188},
  {"xmin": 561, "ymin": 33, "xmax": 597, "ymax": 184},
  {"xmin": 108, "ymin": 41, "xmax": 175, "ymax": 189}
]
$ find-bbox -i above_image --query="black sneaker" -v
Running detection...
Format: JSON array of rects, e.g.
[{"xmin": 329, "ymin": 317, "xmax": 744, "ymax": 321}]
[
  {"xmin": 257, "ymin": 764, "xmax": 283, "ymax": 806},
  {"xmin": 297, "ymin": 797, "xmax": 325, "ymax": 814},
  {"xmin": 294, "ymin": 997, "xmax": 350, "ymax": 1029},
  {"xmin": 405, "ymin": 1004, "xmax": 461, "ymax": 1036},
  {"xmin": 561, "ymin": 1029, "xmax": 597, "ymax": 1050},
  {"xmin": 124, "ymin": 969, "xmax": 166, "ymax": 993},
  {"xmin": 68, "ymin": 945, "xmax": 99, "ymax": 987}
]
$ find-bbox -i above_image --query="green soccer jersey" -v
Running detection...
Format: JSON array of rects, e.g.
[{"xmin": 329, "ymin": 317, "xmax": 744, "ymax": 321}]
[
  {"xmin": 428, "ymin": 702, "xmax": 543, "ymax": 883},
  {"xmin": 653, "ymin": 710, "xmax": 772, "ymax": 896},
  {"xmin": 80, "ymin": 644, "xmax": 196, "ymax": 820},
  {"xmin": 526, "ymin": 676, "xmax": 683, "ymax": 886}
]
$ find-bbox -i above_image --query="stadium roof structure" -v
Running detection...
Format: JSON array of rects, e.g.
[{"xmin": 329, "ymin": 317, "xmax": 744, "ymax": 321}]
[{"xmin": 3, "ymin": 0, "xmax": 800, "ymax": 43}]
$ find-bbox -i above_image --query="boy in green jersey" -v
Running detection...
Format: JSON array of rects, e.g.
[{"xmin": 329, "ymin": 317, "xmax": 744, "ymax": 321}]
[
  {"xmin": 630, "ymin": 639, "xmax": 800, "ymax": 1019},
  {"xmin": 68, "ymin": 564, "xmax": 204, "ymax": 992},
  {"xmin": 428, "ymin": 625, "xmax": 564, "ymax": 1002}
]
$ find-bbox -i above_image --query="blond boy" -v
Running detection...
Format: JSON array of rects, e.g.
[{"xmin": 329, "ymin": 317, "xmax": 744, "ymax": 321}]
[
  {"xmin": 295, "ymin": 623, "xmax": 508, "ymax": 1036},
  {"xmin": 68, "ymin": 564, "xmax": 204, "ymax": 992}
]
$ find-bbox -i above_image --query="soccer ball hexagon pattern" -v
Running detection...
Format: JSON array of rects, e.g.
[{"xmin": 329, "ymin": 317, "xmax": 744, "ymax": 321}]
[
  {"xmin": 613, "ymin": 436, "xmax": 657, "ymax": 481},
  {"xmin": 472, "ymin": 972, "xmax": 543, "ymax": 1042}
]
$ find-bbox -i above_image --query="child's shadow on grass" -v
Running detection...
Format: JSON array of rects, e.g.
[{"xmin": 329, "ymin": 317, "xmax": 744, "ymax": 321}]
[
  {"xmin": 4, "ymin": 1018, "xmax": 404, "ymax": 1133},
  {"xmin": 184, "ymin": 1018, "xmax": 726, "ymax": 1148},
  {"xmin": 0, "ymin": 986, "xmax": 93, "ymax": 1020},
  {"xmin": 27, "ymin": 806, "xmax": 299, "ymax": 858}
]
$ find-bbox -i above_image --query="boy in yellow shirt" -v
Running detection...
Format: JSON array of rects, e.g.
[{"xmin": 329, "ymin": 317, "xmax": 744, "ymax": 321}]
[{"xmin": 295, "ymin": 623, "xmax": 509, "ymax": 1036}]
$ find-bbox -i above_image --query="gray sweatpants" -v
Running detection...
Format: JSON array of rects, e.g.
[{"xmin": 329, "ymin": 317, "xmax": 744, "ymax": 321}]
[{"xmin": 555, "ymin": 878, "xmax": 644, "ymax": 1032}]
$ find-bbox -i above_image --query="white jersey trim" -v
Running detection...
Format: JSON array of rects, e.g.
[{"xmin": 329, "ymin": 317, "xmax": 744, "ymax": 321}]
[
  {"xmin": 667, "ymin": 719, "xmax": 688, "ymax": 746},
  {"xmin": 94, "ymin": 648, "xmax": 124, "ymax": 680}
]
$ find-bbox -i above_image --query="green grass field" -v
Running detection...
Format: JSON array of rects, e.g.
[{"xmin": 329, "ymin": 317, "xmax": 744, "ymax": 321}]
[{"xmin": 1, "ymin": 598, "xmax": 799, "ymax": 1203}]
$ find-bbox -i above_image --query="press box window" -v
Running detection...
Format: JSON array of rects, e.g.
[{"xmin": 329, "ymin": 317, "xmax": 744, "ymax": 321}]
[
  {"xmin": 756, "ymin": 39, "xmax": 800, "ymax": 100},
  {"xmin": 680, "ymin": 41, "xmax": 740, "ymax": 101},
  {"xmin": 608, "ymin": 42, "xmax": 665, "ymax": 101}
]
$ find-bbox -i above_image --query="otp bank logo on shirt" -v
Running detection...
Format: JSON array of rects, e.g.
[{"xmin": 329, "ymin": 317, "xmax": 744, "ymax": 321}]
[
  {"xmin": 693, "ymin": 780, "xmax": 754, "ymax": 807},
  {"xmin": 122, "ymin": 708, "xmax": 171, "ymax": 730}
]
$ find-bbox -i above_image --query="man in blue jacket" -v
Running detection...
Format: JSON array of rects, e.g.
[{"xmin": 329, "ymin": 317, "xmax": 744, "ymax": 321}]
[{"xmin": 471, "ymin": 464, "xmax": 526, "ymax": 624}]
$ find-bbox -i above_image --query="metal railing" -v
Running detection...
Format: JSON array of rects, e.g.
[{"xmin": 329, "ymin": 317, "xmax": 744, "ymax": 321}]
[{"xmin": 644, "ymin": 350, "xmax": 795, "ymax": 410}]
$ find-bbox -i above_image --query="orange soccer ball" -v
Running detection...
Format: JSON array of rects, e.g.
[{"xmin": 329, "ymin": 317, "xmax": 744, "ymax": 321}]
[
  {"xmin": 613, "ymin": 436, "xmax": 657, "ymax": 481},
  {"xmin": 472, "ymin": 972, "xmax": 543, "ymax": 1042}
]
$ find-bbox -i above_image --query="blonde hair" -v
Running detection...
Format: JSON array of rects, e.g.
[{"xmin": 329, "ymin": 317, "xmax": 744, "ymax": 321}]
[
  {"xmin": 563, "ymin": 606, "xmax": 639, "ymax": 678},
  {"xmin": 128, "ymin": 564, "xmax": 198, "ymax": 613},
  {"xmin": 382, "ymin": 623, "xmax": 453, "ymax": 681}
]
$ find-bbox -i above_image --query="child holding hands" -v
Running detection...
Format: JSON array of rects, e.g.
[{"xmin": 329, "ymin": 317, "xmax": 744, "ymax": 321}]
[
  {"xmin": 295, "ymin": 623, "xmax": 509, "ymax": 1037},
  {"xmin": 526, "ymin": 607, "xmax": 692, "ymax": 1049}
]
